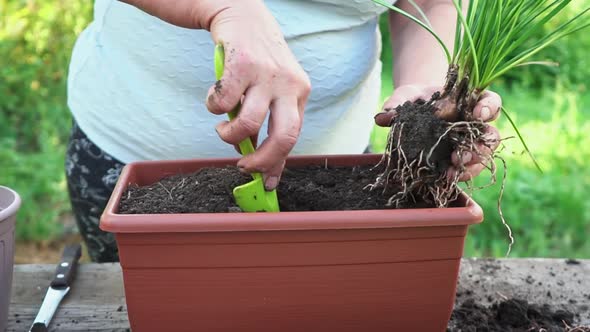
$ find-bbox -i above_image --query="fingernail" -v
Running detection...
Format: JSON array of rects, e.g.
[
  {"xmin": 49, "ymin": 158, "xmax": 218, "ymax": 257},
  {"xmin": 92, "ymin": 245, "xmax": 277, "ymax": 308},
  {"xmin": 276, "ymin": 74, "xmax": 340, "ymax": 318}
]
[
  {"xmin": 264, "ymin": 176, "xmax": 279, "ymax": 191},
  {"xmin": 480, "ymin": 107, "xmax": 490, "ymax": 121},
  {"xmin": 462, "ymin": 152, "xmax": 472, "ymax": 164},
  {"xmin": 374, "ymin": 111, "xmax": 397, "ymax": 126}
]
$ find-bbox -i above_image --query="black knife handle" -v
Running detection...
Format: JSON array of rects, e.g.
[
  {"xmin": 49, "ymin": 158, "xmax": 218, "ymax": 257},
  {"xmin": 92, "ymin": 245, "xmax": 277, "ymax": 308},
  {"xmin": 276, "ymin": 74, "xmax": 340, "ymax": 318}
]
[
  {"xmin": 30, "ymin": 322, "xmax": 48, "ymax": 332},
  {"xmin": 50, "ymin": 244, "xmax": 82, "ymax": 288}
]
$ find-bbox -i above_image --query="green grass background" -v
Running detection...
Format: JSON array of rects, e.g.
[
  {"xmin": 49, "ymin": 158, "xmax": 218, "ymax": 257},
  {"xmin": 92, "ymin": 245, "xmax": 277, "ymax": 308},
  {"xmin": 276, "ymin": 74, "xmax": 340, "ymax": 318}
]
[{"xmin": 1, "ymin": 1, "xmax": 589, "ymax": 257}]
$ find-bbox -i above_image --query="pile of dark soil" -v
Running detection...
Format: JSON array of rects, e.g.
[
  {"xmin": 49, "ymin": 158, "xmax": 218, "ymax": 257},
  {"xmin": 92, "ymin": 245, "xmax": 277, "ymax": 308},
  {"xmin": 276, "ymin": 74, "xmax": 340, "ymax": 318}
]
[
  {"xmin": 449, "ymin": 298, "xmax": 589, "ymax": 332},
  {"xmin": 118, "ymin": 165, "xmax": 428, "ymax": 214}
]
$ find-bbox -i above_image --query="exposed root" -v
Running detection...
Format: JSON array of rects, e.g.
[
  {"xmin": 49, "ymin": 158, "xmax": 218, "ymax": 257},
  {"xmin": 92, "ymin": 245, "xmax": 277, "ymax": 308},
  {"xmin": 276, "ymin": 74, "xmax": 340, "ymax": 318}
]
[
  {"xmin": 170, "ymin": 178, "xmax": 187, "ymax": 192},
  {"xmin": 564, "ymin": 321, "xmax": 590, "ymax": 332},
  {"xmin": 459, "ymin": 137, "xmax": 513, "ymax": 256},
  {"xmin": 157, "ymin": 182, "xmax": 173, "ymax": 200},
  {"xmin": 426, "ymin": 120, "xmax": 483, "ymax": 169},
  {"xmin": 496, "ymin": 156, "xmax": 514, "ymax": 257},
  {"xmin": 156, "ymin": 177, "xmax": 187, "ymax": 201}
]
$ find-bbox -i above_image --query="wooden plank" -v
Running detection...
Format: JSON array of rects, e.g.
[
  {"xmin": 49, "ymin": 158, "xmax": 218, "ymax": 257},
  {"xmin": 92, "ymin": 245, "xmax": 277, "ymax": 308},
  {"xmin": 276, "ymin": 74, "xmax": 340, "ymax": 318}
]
[
  {"xmin": 7, "ymin": 305, "xmax": 129, "ymax": 332},
  {"xmin": 7, "ymin": 264, "xmax": 129, "ymax": 331},
  {"xmin": 6, "ymin": 259, "xmax": 590, "ymax": 331}
]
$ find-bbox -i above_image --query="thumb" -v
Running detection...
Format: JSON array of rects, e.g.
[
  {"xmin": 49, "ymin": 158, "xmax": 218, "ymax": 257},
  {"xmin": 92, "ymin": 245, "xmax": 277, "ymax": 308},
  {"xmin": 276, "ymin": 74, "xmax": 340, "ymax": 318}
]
[{"xmin": 261, "ymin": 161, "xmax": 285, "ymax": 191}]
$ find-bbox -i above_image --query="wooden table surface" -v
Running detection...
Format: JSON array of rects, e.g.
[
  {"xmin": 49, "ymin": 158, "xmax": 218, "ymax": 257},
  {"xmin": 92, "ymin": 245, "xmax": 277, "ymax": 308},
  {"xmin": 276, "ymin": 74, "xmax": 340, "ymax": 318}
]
[{"xmin": 6, "ymin": 258, "xmax": 589, "ymax": 331}]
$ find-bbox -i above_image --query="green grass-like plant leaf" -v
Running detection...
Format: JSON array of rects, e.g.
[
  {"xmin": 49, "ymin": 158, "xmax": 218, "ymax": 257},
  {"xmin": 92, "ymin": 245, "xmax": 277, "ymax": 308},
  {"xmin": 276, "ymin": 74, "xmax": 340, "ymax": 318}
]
[
  {"xmin": 501, "ymin": 107, "xmax": 543, "ymax": 173},
  {"xmin": 373, "ymin": 0, "xmax": 589, "ymax": 91}
]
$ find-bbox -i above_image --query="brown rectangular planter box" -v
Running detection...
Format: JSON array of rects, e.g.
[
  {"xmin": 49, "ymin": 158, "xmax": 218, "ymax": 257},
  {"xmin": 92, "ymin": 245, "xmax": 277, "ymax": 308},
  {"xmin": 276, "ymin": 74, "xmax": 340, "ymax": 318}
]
[{"xmin": 100, "ymin": 154, "xmax": 483, "ymax": 332}]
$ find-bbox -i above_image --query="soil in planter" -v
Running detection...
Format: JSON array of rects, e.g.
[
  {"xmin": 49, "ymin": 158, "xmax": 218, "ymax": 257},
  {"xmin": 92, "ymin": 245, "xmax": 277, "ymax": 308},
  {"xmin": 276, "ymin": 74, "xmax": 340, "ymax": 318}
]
[
  {"xmin": 449, "ymin": 297, "xmax": 589, "ymax": 332},
  {"xmin": 118, "ymin": 165, "xmax": 440, "ymax": 214}
]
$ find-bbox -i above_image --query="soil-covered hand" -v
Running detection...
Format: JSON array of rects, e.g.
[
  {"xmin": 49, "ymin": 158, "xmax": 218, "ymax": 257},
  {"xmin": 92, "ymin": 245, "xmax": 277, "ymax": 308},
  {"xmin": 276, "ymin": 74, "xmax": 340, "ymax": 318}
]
[
  {"xmin": 205, "ymin": 0, "xmax": 311, "ymax": 191},
  {"xmin": 374, "ymin": 84, "xmax": 501, "ymax": 181}
]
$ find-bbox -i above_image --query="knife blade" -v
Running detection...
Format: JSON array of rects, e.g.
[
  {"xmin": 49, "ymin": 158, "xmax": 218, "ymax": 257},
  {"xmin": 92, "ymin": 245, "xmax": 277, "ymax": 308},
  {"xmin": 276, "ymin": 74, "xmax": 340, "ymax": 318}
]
[{"xmin": 29, "ymin": 244, "xmax": 82, "ymax": 332}]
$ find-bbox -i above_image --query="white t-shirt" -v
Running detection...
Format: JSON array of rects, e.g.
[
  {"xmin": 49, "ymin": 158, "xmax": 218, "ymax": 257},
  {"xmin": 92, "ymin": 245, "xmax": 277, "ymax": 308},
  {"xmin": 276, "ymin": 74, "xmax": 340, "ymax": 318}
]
[{"xmin": 67, "ymin": 0, "xmax": 388, "ymax": 163}]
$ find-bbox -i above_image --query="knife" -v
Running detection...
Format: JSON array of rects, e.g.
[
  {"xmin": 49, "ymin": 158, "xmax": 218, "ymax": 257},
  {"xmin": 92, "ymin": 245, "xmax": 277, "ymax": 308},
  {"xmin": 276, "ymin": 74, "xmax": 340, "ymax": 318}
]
[{"xmin": 29, "ymin": 244, "xmax": 82, "ymax": 332}]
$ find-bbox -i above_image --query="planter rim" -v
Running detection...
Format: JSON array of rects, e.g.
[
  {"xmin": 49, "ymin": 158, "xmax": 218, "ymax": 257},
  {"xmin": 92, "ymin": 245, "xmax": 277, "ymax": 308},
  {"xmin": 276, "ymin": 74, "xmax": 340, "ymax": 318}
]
[
  {"xmin": 0, "ymin": 186, "xmax": 21, "ymax": 221},
  {"xmin": 100, "ymin": 155, "xmax": 483, "ymax": 233}
]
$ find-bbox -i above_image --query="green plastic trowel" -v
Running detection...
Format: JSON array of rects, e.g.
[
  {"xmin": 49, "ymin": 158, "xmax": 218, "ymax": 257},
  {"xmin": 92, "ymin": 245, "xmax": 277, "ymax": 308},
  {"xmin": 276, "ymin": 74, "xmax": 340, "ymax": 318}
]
[{"xmin": 214, "ymin": 44, "xmax": 280, "ymax": 212}]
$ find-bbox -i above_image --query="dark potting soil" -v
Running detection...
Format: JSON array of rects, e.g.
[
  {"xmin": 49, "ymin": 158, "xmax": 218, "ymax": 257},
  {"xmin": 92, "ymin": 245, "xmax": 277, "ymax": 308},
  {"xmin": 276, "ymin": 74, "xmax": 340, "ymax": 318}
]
[
  {"xmin": 118, "ymin": 165, "xmax": 419, "ymax": 214},
  {"xmin": 449, "ymin": 298, "xmax": 588, "ymax": 332},
  {"xmin": 391, "ymin": 99, "xmax": 454, "ymax": 173}
]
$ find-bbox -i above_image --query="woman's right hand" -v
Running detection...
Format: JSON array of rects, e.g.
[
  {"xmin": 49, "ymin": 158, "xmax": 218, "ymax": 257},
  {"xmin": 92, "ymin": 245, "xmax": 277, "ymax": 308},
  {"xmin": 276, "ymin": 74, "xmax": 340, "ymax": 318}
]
[
  {"xmin": 121, "ymin": 0, "xmax": 311, "ymax": 191},
  {"xmin": 205, "ymin": 1, "xmax": 311, "ymax": 191}
]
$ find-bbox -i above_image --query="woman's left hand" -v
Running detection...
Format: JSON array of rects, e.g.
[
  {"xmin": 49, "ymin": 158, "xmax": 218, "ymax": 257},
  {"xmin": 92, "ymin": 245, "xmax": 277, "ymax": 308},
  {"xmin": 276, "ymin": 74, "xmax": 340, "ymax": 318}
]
[{"xmin": 374, "ymin": 84, "xmax": 502, "ymax": 181}]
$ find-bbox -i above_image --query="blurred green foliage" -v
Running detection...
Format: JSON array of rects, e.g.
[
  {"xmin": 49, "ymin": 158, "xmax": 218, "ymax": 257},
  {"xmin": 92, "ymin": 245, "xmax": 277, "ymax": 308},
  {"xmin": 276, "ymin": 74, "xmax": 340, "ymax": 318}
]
[
  {"xmin": 1, "ymin": 1, "xmax": 589, "ymax": 258},
  {"xmin": 0, "ymin": 0, "xmax": 92, "ymax": 240}
]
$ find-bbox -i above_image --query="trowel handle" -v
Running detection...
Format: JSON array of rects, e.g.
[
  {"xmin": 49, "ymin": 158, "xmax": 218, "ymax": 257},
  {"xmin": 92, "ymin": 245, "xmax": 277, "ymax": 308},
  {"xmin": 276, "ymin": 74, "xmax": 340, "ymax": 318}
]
[{"xmin": 214, "ymin": 43, "xmax": 256, "ymax": 157}]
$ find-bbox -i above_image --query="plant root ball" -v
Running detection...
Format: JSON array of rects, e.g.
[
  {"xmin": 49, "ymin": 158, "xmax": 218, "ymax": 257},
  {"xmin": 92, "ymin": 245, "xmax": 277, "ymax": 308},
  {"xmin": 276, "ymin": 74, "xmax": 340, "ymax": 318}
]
[{"xmin": 368, "ymin": 95, "xmax": 498, "ymax": 208}]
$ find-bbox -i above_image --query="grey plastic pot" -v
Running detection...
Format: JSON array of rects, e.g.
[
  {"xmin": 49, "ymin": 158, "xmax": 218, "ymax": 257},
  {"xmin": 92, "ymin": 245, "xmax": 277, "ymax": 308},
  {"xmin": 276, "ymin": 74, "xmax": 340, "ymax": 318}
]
[{"xmin": 0, "ymin": 186, "xmax": 21, "ymax": 331}]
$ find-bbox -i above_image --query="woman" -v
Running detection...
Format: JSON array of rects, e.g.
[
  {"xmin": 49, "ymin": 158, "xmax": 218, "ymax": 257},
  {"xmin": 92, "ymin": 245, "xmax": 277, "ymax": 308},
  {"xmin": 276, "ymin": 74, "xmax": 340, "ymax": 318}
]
[{"xmin": 66, "ymin": 0, "xmax": 501, "ymax": 262}]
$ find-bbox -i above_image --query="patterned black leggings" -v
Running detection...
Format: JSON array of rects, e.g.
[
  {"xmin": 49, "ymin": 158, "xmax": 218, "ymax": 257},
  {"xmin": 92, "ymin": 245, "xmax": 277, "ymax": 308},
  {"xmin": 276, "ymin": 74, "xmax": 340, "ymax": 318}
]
[{"xmin": 65, "ymin": 121, "xmax": 124, "ymax": 262}]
